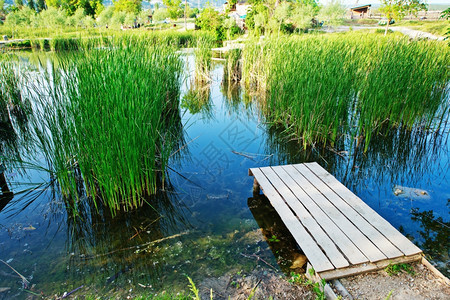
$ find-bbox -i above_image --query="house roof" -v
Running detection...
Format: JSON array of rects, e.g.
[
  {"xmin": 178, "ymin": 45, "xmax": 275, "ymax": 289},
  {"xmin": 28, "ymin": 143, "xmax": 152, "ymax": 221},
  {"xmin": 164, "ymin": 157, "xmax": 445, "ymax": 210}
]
[{"xmin": 350, "ymin": 4, "xmax": 372, "ymax": 10}]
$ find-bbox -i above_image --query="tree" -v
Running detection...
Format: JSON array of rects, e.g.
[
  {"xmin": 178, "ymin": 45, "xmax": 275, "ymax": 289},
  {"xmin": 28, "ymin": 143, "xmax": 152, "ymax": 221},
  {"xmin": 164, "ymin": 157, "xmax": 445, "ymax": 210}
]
[
  {"xmin": 291, "ymin": 2, "xmax": 318, "ymax": 32},
  {"xmin": 440, "ymin": 8, "xmax": 449, "ymax": 43},
  {"xmin": 27, "ymin": 0, "xmax": 35, "ymax": 11},
  {"xmin": 272, "ymin": 2, "xmax": 291, "ymax": 35},
  {"xmin": 379, "ymin": 0, "xmax": 427, "ymax": 35},
  {"xmin": 97, "ymin": 5, "xmax": 114, "ymax": 25},
  {"xmin": 0, "ymin": 0, "xmax": 6, "ymax": 16},
  {"xmin": 319, "ymin": 0, "xmax": 346, "ymax": 28},
  {"xmin": 114, "ymin": 0, "xmax": 142, "ymax": 14},
  {"xmin": 153, "ymin": 7, "xmax": 169, "ymax": 22},
  {"xmin": 14, "ymin": 0, "xmax": 23, "ymax": 9},
  {"xmin": 36, "ymin": 0, "xmax": 46, "ymax": 12},
  {"xmin": 195, "ymin": 5, "xmax": 222, "ymax": 32},
  {"xmin": 162, "ymin": 0, "xmax": 181, "ymax": 20}
]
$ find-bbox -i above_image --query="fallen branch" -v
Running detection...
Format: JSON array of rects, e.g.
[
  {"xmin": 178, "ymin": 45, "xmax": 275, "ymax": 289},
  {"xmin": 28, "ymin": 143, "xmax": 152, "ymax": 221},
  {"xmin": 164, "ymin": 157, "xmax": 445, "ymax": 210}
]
[
  {"xmin": 83, "ymin": 231, "xmax": 192, "ymax": 259},
  {"xmin": 0, "ymin": 259, "xmax": 30, "ymax": 288},
  {"xmin": 240, "ymin": 253, "xmax": 278, "ymax": 271},
  {"xmin": 232, "ymin": 151, "xmax": 255, "ymax": 160},
  {"xmin": 129, "ymin": 216, "xmax": 162, "ymax": 240},
  {"xmin": 61, "ymin": 285, "xmax": 84, "ymax": 299}
]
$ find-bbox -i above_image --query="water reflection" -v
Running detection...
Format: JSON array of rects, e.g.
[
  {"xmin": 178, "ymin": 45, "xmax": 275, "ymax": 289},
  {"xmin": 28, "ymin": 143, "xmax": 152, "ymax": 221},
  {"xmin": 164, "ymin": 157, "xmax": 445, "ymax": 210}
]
[
  {"xmin": 410, "ymin": 205, "xmax": 450, "ymax": 277},
  {"xmin": 65, "ymin": 180, "xmax": 190, "ymax": 290},
  {"xmin": 181, "ymin": 81, "xmax": 213, "ymax": 117},
  {"xmin": 248, "ymin": 194, "xmax": 307, "ymax": 274}
]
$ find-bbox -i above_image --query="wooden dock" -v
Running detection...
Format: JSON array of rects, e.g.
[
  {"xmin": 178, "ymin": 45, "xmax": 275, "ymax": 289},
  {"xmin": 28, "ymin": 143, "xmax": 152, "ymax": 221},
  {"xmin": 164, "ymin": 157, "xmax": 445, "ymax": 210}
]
[{"xmin": 249, "ymin": 162, "xmax": 423, "ymax": 280}]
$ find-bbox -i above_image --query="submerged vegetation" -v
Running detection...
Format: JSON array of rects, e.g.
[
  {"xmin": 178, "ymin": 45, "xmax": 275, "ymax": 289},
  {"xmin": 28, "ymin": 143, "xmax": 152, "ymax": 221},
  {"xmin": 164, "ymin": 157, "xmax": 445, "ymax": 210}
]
[{"xmin": 242, "ymin": 33, "xmax": 449, "ymax": 151}]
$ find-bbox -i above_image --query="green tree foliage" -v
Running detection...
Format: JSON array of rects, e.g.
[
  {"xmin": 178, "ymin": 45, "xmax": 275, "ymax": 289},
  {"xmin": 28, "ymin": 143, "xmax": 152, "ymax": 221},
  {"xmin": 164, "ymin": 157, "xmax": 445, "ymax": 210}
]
[
  {"xmin": 0, "ymin": 0, "xmax": 6, "ymax": 16},
  {"xmin": 114, "ymin": 0, "xmax": 142, "ymax": 14},
  {"xmin": 440, "ymin": 8, "xmax": 449, "ymax": 43},
  {"xmin": 162, "ymin": 0, "xmax": 181, "ymax": 20},
  {"xmin": 153, "ymin": 7, "xmax": 169, "ymax": 22},
  {"xmin": 97, "ymin": 5, "xmax": 114, "ymax": 25},
  {"xmin": 27, "ymin": 0, "xmax": 35, "ymax": 11},
  {"xmin": 246, "ymin": 0, "xmax": 319, "ymax": 34},
  {"xmin": 36, "ymin": 0, "xmax": 46, "ymax": 12},
  {"xmin": 380, "ymin": 0, "xmax": 427, "ymax": 35},
  {"xmin": 196, "ymin": 5, "xmax": 225, "ymax": 40},
  {"xmin": 319, "ymin": 0, "xmax": 345, "ymax": 27},
  {"xmin": 44, "ymin": 0, "xmax": 102, "ymax": 16},
  {"xmin": 14, "ymin": 0, "xmax": 23, "ymax": 9}
]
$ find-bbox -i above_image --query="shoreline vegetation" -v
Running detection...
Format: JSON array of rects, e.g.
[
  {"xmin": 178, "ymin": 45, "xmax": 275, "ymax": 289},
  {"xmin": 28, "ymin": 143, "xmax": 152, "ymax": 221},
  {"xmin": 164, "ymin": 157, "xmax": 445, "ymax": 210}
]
[
  {"xmin": 241, "ymin": 33, "xmax": 449, "ymax": 151},
  {"xmin": 1, "ymin": 30, "xmax": 448, "ymax": 213}
]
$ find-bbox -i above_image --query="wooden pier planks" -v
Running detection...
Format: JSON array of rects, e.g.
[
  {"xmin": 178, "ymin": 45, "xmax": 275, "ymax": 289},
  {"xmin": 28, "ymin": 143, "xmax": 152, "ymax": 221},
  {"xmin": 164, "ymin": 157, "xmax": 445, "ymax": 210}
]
[{"xmin": 249, "ymin": 162, "xmax": 423, "ymax": 279}]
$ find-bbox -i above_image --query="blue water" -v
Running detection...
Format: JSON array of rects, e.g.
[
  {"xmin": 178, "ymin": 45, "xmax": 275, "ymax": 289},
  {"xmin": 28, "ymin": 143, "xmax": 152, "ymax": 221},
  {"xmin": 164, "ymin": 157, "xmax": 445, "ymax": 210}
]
[{"xmin": 0, "ymin": 55, "xmax": 448, "ymax": 298}]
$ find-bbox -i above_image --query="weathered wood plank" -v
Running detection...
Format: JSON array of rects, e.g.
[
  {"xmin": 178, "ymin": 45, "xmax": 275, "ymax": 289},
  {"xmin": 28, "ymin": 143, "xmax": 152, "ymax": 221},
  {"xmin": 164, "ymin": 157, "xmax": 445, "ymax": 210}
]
[
  {"xmin": 421, "ymin": 257, "xmax": 450, "ymax": 285},
  {"xmin": 277, "ymin": 165, "xmax": 368, "ymax": 265},
  {"xmin": 304, "ymin": 162, "xmax": 422, "ymax": 257},
  {"xmin": 318, "ymin": 254, "xmax": 423, "ymax": 281},
  {"xmin": 250, "ymin": 167, "xmax": 335, "ymax": 272},
  {"xmin": 296, "ymin": 163, "xmax": 404, "ymax": 260},
  {"xmin": 291, "ymin": 164, "xmax": 387, "ymax": 262},
  {"xmin": 260, "ymin": 166, "xmax": 350, "ymax": 269}
]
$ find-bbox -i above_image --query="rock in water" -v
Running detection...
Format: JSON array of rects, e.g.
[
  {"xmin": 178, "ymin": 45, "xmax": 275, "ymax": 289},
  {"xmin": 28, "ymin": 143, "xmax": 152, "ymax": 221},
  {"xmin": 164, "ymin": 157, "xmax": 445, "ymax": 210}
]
[
  {"xmin": 290, "ymin": 253, "xmax": 307, "ymax": 269},
  {"xmin": 393, "ymin": 185, "xmax": 430, "ymax": 200},
  {"xmin": 0, "ymin": 287, "xmax": 11, "ymax": 293}
]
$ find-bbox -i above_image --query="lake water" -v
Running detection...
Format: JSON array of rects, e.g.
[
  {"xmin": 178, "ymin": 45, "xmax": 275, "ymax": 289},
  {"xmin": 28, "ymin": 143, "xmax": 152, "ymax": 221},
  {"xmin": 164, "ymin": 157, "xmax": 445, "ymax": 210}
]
[{"xmin": 0, "ymin": 53, "xmax": 448, "ymax": 299}]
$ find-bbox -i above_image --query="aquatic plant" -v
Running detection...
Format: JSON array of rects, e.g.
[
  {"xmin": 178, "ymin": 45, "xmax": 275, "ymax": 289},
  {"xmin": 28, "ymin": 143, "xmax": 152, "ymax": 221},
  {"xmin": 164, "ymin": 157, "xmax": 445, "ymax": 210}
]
[
  {"xmin": 241, "ymin": 32, "xmax": 450, "ymax": 151},
  {"xmin": 194, "ymin": 36, "xmax": 215, "ymax": 82},
  {"xmin": 30, "ymin": 37, "xmax": 183, "ymax": 213},
  {"xmin": 224, "ymin": 48, "xmax": 242, "ymax": 82}
]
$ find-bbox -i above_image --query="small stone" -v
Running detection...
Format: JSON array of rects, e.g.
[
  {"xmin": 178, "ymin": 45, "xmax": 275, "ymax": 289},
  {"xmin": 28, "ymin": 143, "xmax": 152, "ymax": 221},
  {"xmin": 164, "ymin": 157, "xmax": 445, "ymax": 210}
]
[{"xmin": 394, "ymin": 188, "xmax": 403, "ymax": 196}]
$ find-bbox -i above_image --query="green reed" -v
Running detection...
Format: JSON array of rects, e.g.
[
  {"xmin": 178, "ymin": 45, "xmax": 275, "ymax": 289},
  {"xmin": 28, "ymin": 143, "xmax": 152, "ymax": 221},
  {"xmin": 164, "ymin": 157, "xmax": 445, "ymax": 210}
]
[
  {"xmin": 30, "ymin": 37, "xmax": 183, "ymax": 213},
  {"xmin": 242, "ymin": 32, "xmax": 450, "ymax": 151},
  {"xmin": 194, "ymin": 36, "xmax": 215, "ymax": 82},
  {"xmin": 224, "ymin": 48, "xmax": 242, "ymax": 82}
]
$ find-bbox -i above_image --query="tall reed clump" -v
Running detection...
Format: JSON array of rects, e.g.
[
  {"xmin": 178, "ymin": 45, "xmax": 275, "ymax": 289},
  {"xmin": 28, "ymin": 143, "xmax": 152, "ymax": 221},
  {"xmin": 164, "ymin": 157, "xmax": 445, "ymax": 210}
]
[
  {"xmin": 31, "ymin": 37, "xmax": 183, "ymax": 213},
  {"xmin": 242, "ymin": 32, "xmax": 450, "ymax": 151},
  {"xmin": 355, "ymin": 37, "xmax": 449, "ymax": 147},
  {"xmin": 224, "ymin": 48, "xmax": 242, "ymax": 82},
  {"xmin": 194, "ymin": 36, "xmax": 215, "ymax": 82}
]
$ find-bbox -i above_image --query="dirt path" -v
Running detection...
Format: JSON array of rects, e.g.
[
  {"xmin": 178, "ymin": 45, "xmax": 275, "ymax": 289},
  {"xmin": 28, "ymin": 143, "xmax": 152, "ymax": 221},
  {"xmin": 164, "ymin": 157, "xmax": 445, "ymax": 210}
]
[
  {"xmin": 322, "ymin": 25, "xmax": 445, "ymax": 40},
  {"xmin": 335, "ymin": 262, "xmax": 450, "ymax": 299}
]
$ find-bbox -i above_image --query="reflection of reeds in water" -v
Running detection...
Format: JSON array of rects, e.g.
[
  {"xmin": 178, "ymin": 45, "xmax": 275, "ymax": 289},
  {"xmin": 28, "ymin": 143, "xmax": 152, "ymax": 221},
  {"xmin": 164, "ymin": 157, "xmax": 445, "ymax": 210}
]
[
  {"xmin": 262, "ymin": 114, "xmax": 449, "ymax": 193},
  {"xmin": 65, "ymin": 176, "xmax": 190, "ymax": 287},
  {"xmin": 182, "ymin": 82, "xmax": 213, "ymax": 117},
  {"xmin": 0, "ymin": 56, "xmax": 33, "ymax": 173},
  {"xmin": 28, "ymin": 37, "xmax": 184, "ymax": 214},
  {"xmin": 242, "ymin": 33, "xmax": 450, "ymax": 151}
]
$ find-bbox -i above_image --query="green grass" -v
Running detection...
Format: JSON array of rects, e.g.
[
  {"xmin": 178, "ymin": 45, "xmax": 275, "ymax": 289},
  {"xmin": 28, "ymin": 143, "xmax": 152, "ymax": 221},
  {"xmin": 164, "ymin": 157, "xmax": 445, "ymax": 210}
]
[
  {"xmin": 0, "ymin": 29, "xmax": 216, "ymax": 51},
  {"xmin": 28, "ymin": 37, "xmax": 184, "ymax": 214},
  {"xmin": 241, "ymin": 32, "xmax": 449, "ymax": 151},
  {"xmin": 385, "ymin": 263, "xmax": 415, "ymax": 276}
]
